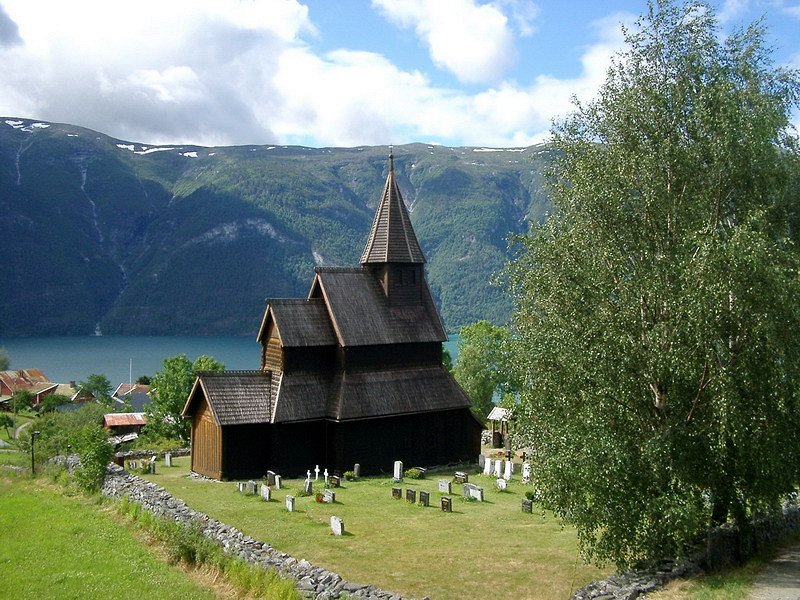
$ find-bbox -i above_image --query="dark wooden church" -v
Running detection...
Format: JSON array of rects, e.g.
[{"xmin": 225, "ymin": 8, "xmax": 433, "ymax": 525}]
[{"xmin": 182, "ymin": 154, "xmax": 482, "ymax": 480}]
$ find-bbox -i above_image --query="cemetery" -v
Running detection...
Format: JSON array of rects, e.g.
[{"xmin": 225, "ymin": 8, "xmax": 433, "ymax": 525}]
[{"xmin": 137, "ymin": 452, "xmax": 606, "ymax": 600}]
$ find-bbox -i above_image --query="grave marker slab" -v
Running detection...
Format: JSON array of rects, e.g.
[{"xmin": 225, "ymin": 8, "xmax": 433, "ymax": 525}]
[
  {"xmin": 478, "ymin": 453, "xmax": 485, "ymax": 468},
  {"xmin": 247, "ymin": 481, "xmax": 258, "ymax": 495},
  {"xmin": 438, "ymin": 479, "xmax": 452, "ymax": 494},
  {"xmin": 329, "ymin": 475, "xmax": 341, "ymax": 488},
  {"xmin": 393, "ymin": 460, "xmax": 403, "ymax": 482},
  {"xmin": 504, "ymin": 460, "xmax": 513, "ymax": 481},
  {"xmin": 454, "ymin": 471, "xmax": 468, "ymax": 484},
  {"xmin": 323, "ymin": 489, "xmax": 336, "ymax": 503},
  {"xmin": 304, "ymin": 479, "xmax": 313, "ymax": 495},
  {"xmin": 497, "ymin": 478, "xmax": 507, "ymax": 491},
  {"xmin": 266, "ymin": 470, "xmax": 276, "ymax": 486},
  {"xmin": 260, "ymin": 484, "xmax": 272, "ymax": 501},
  {"xmin": 353, "ymin": 463, "xmax": 361, "ymax": 478},
  {"xmin": 274, "ymin": 475, "xmax": 282, "ymax": 489},
  {"xmin": 521, "ymin": 462, "xmax": 531, "ymax": 484},
  {"xmin": 286, "ymin": 495, "xmax": 295, "ymax": 512},
  {"xmin": 406, "ymin": 489, "xmax": 417, "ymax": 503},
  {"xmin": 330, "ymin": 516, "xmax": 344, "ymax": 536},
  {"xmin": 493, "ymin": 459, "xmax": 502, "ymax": 477},
  {"xmin": 164, "ymin": 453, "xmax": 172, "ymax": 467},
  {"xmin": 522, "ymin": 498, "xmax": 533, "ymax": 514},
  {"xmin": 483, "ymin": 459, "xmax": 492, "ymax": 476},
  {"xmin": 392, "ymin": 487, "xmax": 402, "ymax": 500},
  {"xmin": 441, "ymin": 497, "xmax": 452, "ymax": 512},
  {"xmin": 470, "ymin": 486, "xmax": 484, "ymax": 502},
  {"xmin": 419, "ymin": 490, "xmax": 430, "ymax": 507}
]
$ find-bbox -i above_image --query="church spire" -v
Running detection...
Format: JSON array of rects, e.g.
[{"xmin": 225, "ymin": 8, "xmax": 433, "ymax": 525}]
[{"xmin": 360, "ymin": 148, "xmax": 425, "ymax": 265}]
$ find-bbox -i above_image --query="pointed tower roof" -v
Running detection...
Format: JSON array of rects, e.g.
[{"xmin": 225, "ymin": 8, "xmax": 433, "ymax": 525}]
[{"xmin": 360, "ymin": 150, "xmax": 426, "ymax": 264}]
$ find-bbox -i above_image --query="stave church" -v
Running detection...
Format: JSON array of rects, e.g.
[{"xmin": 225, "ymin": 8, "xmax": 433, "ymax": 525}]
[{"xmin": 182, "ymin": 152, "xmax": 482, "ymax": 479}]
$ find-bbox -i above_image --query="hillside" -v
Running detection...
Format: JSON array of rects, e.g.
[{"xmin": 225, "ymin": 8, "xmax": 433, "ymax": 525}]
[{"xmin": 0, "ymin": 118, "xmax": 552, "ymax": 336}]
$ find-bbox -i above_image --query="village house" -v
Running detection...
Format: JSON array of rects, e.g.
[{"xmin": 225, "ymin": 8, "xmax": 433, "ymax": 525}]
[
  {"xmin": 182, "ymin": 153, "xmax": 482, "ymax": 479},
  {"xmin": 0, "ymin": 369, "xmax": 59, "ymax": 407}
]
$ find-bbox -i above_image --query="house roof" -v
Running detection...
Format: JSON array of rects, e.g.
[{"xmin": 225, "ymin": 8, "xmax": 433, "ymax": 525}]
[
  {"xmin": 256, "ymin": 298, "xmax": 337, "ymax": 347},
  {"xmin": 115, "ymin": 392, "xmax": 150, "ymax": 412},
  {"xmin": 104, "ymin": 413, "xmax": 147, "ymax": 427},
  {"xmin": 360, "ymin": 153, "xmax": 425, "ymax": 265},
  {"xmin": 183, "ymin": 370, "xmax": 273, "ymax": 426},
  {"xmin": 113, "ymin": 383, "xmax": 151, "ymax": 397},
  {"xmin": 0, "ymin": 369, "xmax": 51, "ymax": 390},
  {"xmin": 312, "ymin": 268, "xmax": 447, "ymax": 347}
]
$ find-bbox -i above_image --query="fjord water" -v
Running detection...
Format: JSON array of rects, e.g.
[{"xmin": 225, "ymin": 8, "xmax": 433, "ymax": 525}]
[{"xmin": 0, "ymin": 336, "xmax": 460, "ymax": 387}]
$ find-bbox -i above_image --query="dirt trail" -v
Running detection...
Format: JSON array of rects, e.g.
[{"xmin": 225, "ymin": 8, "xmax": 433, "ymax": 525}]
[{"xmin": 748, "ymin": 544, "xmax": 800, "ymax": 600}]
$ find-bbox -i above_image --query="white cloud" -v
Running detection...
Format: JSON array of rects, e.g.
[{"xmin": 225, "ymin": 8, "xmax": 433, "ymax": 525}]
[
  {"xmin": 718, "ymin": 0, "xmax": 750, "ymax": 23},
  {"xmin": 372, "ymin": 0, "xmax": 518, "ymax": 84},
  {"xmin": 783, "ymin": 4, "xmax": 800, "ymax": 18},
  {"xmin": 0, "ymin": 0, "xmax": 631, "ymax": 148}
]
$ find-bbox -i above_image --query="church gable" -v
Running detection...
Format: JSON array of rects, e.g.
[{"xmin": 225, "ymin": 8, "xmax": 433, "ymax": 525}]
[{"xmin": 312, "ymin": 267, "xmax": 446, "ymax": 347}]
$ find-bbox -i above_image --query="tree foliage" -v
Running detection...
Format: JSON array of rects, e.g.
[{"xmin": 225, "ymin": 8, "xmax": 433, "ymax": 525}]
[
  {"xmin": 453, "ymin": 320, "xmax": 512, "ymax": 419},
  {"xmin": 504, "ymin": 0, "xmax": 800, "ymax": 568},
  {"xmin": 79, "ymin": 374, "xmax": 113, "ymax": 405},
  {"xmin": 73, "ymin": 424, "xmax": 115, "ymax": 494},
  {"xmin": 146, "ymin": 354, "xmax": 224, "ymax": 443}
]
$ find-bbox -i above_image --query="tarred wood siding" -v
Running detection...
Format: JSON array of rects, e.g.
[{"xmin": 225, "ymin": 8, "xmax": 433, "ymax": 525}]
[
  {"xmin": 342, "ymin": 342, "xmax": 441, "ymax": 370},
  {"xmin": 191, "ymin": 396, "xmax": 222, "ymax": 479}
]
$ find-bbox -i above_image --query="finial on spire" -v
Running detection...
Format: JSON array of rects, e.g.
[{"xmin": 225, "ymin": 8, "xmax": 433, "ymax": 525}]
[{"xmin": 389, "ymin": 145, "xmax": 394, "ymax": 172}]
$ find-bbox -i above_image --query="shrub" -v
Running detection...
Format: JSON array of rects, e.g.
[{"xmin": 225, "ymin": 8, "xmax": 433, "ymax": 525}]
[
  {"xmin": 73, "ymin": 425, "xmax": 114, "ymax": 494},
  {"xmin": 404, "ymin": 468, "xmax": 423, "ymax": 479},
  {"xmin": 343, "ymin": 471, "xmax": 357, "ymax": 481}
]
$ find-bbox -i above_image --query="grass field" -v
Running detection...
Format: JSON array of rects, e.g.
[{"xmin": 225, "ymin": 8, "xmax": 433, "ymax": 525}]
[
  {"xmin": 0, "ymin": 476, "xmax": 220, "ymax": 600},
  {"xmin": 142, "ymin": 456, "xmax": 606, "ymax": 600}
]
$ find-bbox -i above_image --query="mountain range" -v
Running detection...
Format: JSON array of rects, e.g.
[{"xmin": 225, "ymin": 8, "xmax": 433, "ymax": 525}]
[{"xmin": 0, "ymin": 118, "xmax": 552, "ymax": 336}]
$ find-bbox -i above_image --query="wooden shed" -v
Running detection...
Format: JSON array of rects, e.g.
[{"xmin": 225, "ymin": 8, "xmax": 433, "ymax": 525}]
[{"xmin": 182, "ymin": 152, "xmax": 482, "ymax": 479}]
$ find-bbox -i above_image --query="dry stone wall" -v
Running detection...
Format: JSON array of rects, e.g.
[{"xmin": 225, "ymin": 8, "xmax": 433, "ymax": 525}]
[{"xmin": 98, "ymin": 461, "xmax": 422, "ymax": 600}]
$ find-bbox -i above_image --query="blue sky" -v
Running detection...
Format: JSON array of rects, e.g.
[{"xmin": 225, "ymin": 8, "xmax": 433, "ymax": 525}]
[{"xmin": 0, "ymin": 0, "xmax": 798, "ymax": 148}]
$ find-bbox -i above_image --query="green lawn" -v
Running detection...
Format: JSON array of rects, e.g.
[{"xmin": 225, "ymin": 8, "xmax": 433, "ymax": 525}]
[
  {"xmin": 0, "ymin": 477, "xmax": 220, "ymax": 600},
  {"xmin": 142, "ymin": 456, "xmax": 607, "ymax": 600}
]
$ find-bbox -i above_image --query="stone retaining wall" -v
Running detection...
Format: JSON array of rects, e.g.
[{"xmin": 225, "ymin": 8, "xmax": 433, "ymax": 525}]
[
  {"xmin": 112, "ymin": 449, "xmax": 190, "ymax": 465},
  {"xmin": 570, "ymin": 496, "xmax": 800, "ymax": 600},
  {"xmin": 97, "ymin": 461, "xmax": 421, "ymax": 600}
]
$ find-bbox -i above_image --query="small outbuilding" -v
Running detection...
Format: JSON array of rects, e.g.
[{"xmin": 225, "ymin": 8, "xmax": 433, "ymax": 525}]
[{"xmin": 182, "ymin": 152, "xmax": 482, "ymax": 479}]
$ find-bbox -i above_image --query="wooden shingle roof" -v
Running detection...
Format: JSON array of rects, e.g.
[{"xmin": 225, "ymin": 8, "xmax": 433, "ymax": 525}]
[
  {"xmin": 257, "ymin": 298, "xmax": 336, "ymax": 347},
  {"xmin": 360, "ymin": 155, "xmax": 425, "ymax": 265},
  {"xmin": 270, "ymin": 371, "xmax": 333, "ymax": 423},
  {"xmin": 183, "ymin": 371, "xmax": 272, "ymax": 426},
  {"xmin": 333, "ymin": 366, "xmax": 471, "ymax": 421},
  {"xmin": 312, "ymin": 267, "xmax": 447, "ymax": 347}
]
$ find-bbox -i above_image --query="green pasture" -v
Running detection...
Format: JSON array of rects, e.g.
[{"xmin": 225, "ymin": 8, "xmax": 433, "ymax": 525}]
[
  {"xmin": 0, "ymin": 476, "xmax": 218, "ymax": 600},
  {"xmin": 142, "ymin": 456, "xmax": 606, "ymax": 600}
]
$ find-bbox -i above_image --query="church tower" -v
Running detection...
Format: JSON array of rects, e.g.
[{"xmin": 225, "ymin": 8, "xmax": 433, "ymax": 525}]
[{"xmin": 360, "ymin": 150, "xmax": 426, "ymax": 305}]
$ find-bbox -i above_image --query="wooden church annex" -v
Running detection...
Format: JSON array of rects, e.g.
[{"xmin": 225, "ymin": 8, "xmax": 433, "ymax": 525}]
[{"xmin": 182, "ymin": 152, "xmax": 483, "ymax": 480}]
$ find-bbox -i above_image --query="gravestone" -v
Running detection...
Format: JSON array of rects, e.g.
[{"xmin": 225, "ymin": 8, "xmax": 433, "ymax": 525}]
[
  {"xmin": 393, "ymin": 460, "xmax": 403, "ymax": 482},
  {"xmin": 237, "ymin": 482, "xmax": 246, "ymax": 493},
  {"xmin": 462, "ymin": 483, "xmax": 476, "ymax": 498},
  {"xmin": 521, "ymin": 462, "xmax": 531, "ymax": 484},
  {"xmin": 148, "ymin": 456, "xmax": 156, "ymax": 474},
  {"xmin": 127, "ymin": 460, "xmax": 138, "ymax": 472},
  {"xmin": 323, "ymin": 489, "xmax": 336, "ymax": 503},
  {"xmin": 478, "ymin": 453, "xmax": 485, "ymax": 468},
  {"xmin": 497, "ymin": 478, "xmax": 507, "ymax": 491},
  {"xmin": 441, "ymin": 497, "xmax": 452, "ymax": 512},
  {"xmin": 314, "ymin": 465, "xmax": 320, "ymax": 481},
  {"xmin": 329, "ymin": 475, "xmax": 341, "ymax": 488},
  {"xmin": 454, "ymin": 471, "xmax": 468, "ymax": 484},
  {"xmin": 324, "ymin": 468, "xmax": 329, "ymax": 484},
  {"xmin": 164, "ymin": 452, "xmax": 172, "ymax": 467},
  {"xmin": 304, "ymin": 479, "xmax": 313, "ymax": 495},
  {"xmin": 522, "ymin": 498, "xmax": 533, "ymax": 514},
  {"xmin": 483, "ymin": 459, "xmax": 492, "ymax": 476},
  {"xmin": 493, "ymin": 459, "xmax": 503, "ymax": 477},
  {"xmin": 354, "ymin": 463, "xmax": 361, "ymax": 478},
  {"xmin": 330, "ymin": 516, "xmax": 344, "ymax": 536},
  {"xmin": 266, "ymin": 470, "xmax": 276, "ymax": 486},
  {"xmin": 285, "ymin": 495, "xmax": 295, "ymax": 512},
  {"xmin": 406, "ymin": 489, "xmax": 417, "ymax": 503},
  {"xmin": 307, "ymin": 469, "xmax": 312, "ymax": 480},
  {"xmin": 413, "ymin": 467, "xmax": 427, "ymax": 478},
  {"xmin": 392, "ymin": 487, "xmax": 402, "ymax": 500},
  {"xmin": 260, "ymin": 484, "xmax": 272, "ymax": 501},
  {"xmin": 438, "ymin": 479, "xmax": 452, "ymax": 494},
  {"xmin": 470, "ymin": 486, "xmax": 484, "ymax": 502},
  {"xmin": 419, "ymin": 490, "xmax": 430, "ymax": 507},
  {"xmin": 503, "ymin": 460, "xmax": 513, "ymax": 481},
  {"xmin": 274, "ymin": 475, "xmax": 283, "ymax": 489}
]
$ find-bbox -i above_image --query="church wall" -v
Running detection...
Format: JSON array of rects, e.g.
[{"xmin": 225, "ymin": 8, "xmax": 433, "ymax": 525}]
[
  {"xmin": 342, "ymin": 342, "xmax": 441, "ymax": 370},
  {"xmin": 220, "ymin": 423, "xmax": 272, "ymax": 480}
]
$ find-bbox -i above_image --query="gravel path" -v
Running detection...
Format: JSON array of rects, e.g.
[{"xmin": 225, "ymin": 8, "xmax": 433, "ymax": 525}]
[{"xmin": 748, "ymin": 544, "xmax": 800, "ymax": 600}]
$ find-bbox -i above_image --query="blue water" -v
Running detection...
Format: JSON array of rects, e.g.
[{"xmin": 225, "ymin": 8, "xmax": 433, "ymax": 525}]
[{"xmin": 0, "ymin": 336, "xmax": 460, "ymax": 387}]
